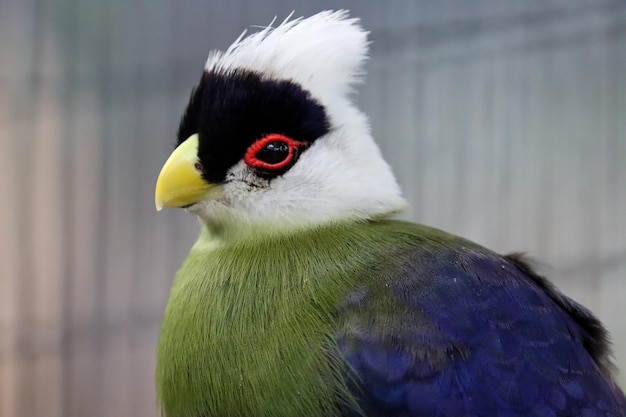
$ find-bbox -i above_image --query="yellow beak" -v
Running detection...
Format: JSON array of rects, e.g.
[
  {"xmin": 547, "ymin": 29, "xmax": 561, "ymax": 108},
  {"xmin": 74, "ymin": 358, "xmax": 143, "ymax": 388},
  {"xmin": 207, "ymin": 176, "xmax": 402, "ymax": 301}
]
[{"xmin": 155, "ymin": 134, "xmax": 216, "ymax": 211}]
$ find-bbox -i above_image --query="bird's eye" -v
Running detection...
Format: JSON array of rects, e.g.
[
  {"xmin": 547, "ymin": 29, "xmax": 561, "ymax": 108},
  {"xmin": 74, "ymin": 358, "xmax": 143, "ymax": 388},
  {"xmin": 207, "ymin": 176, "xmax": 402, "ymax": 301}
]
[
  {"xmin": 244, "ymin": 133, "xmax": 308, "ymax": 172},
  {"xmin": 256, "ymin": 141, "xmax": 290, "ymax": 165}
]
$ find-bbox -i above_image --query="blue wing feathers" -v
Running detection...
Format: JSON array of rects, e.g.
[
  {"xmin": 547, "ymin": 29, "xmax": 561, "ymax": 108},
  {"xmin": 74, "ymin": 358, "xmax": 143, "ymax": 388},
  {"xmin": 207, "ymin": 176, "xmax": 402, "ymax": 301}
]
[{"xmin": 337, "ymin": 245, "xmax": 626, "ymax": 417}]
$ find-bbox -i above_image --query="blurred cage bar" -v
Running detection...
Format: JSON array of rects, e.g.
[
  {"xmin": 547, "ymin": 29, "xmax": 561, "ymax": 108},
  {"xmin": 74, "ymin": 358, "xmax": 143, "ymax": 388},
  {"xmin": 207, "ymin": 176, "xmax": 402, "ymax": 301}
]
[{"xmin": 1, "ymin": 1, "xmax": 625, "ymax": 416}]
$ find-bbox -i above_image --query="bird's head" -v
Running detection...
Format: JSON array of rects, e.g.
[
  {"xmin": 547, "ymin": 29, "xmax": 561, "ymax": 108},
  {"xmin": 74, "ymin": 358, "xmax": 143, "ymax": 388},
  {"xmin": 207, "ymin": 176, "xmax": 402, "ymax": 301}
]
[{"xmin": 155, "ymin": 10, "xmax": 406, "ymax": 239}]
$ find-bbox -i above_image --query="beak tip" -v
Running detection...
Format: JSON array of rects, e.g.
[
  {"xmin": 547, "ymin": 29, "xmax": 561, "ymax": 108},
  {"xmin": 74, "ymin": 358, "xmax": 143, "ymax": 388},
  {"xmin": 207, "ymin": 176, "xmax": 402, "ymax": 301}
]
[{"xmin": 154, "ymin": 134, "xmax": 208, "ymax": 212}]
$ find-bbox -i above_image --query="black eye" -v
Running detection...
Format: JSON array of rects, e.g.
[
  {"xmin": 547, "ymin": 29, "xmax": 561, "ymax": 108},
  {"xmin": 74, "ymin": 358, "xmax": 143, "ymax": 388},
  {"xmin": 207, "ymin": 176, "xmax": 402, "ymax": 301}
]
[
  {"xmin": 255, "ymin": 141, "xmax": 290, "ymax": 165},
  {"xmin": 244, "ymin": 133, "xmax": 308, "ymax": 172}
]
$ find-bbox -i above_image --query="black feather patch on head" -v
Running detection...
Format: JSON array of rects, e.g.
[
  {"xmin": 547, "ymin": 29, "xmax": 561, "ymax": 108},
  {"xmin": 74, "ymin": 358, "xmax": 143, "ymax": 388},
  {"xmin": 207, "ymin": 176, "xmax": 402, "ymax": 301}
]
[{"xmin": 177, "ymin": 69, "xmax": 330, "ymax": 183}]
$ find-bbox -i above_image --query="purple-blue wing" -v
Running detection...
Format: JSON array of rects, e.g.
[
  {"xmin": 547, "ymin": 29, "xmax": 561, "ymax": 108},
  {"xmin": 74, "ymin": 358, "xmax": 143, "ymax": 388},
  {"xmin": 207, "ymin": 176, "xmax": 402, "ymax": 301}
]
[{"xmin": 336, "ymin": 247, "xmax": 626, "ymax": 417}]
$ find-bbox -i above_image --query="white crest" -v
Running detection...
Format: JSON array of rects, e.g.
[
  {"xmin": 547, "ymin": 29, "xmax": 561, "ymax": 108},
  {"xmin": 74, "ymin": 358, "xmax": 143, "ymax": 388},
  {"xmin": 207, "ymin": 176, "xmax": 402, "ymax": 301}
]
[
  {"xmin": 192, "ymin": 11, "xmax": 407, "ymax": 240},
  {"xmin": 205, "ymin": 10, "xmax": 368, "ymax": 104}
]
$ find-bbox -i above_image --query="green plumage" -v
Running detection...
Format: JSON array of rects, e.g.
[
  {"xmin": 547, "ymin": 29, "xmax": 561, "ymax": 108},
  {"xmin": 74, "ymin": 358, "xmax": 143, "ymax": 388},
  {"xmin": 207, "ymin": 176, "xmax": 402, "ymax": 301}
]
[
  {"xmin": 156, "ymin": 220, "xmax": 473, "ymax": 417},
  {"xmin": 154, "ymin": 11, "xmax": 626, "ymax": 416}
]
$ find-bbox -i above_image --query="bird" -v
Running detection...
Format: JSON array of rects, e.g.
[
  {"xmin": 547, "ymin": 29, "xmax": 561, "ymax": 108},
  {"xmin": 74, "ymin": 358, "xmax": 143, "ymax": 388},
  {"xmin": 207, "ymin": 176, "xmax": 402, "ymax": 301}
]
[{"xmin": 154, "ymin": 10, "xmax": 626, "ymax": 417}]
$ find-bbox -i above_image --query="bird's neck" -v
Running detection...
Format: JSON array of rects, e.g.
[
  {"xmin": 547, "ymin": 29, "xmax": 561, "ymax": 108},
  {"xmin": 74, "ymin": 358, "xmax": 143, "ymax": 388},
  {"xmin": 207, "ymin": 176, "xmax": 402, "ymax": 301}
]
[
  {"xmin": 194, "ymin": 215, "xmax": 358, "ymax": 247},
  {"xmin": 157, "ymin": 222, "xmax": 384, "ymax": 416}
]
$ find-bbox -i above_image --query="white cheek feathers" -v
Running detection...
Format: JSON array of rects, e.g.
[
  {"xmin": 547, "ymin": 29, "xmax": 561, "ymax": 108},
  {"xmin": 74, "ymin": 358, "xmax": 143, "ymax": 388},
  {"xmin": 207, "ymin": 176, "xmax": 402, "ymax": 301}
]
[
  {"xmin": 188, "ymin": 10, "xmax": 407, "ymax": 238},
  {"xmin": 192, "ymin": 125, "xmax": 406, "ymax": 236}
]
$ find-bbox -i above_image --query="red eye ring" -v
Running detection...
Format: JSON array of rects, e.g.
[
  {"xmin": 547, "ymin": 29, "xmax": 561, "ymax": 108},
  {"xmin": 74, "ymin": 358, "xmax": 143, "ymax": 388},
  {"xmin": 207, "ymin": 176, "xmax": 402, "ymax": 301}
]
[{"xmin": 244, "ymin": 133, "xmax": 308, "ymax": 170}]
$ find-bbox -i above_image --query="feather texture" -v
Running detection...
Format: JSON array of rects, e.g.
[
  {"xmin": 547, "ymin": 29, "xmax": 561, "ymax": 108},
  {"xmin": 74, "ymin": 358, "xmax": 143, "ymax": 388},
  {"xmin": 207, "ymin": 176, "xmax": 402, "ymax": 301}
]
[
  {"xmin": 205, "ymin": 10, "xmax": 368, "ymax": 106},
  {"xmin": 156, "ymin": 221, "xmax": 625, "ymax": 417},
  {"xmin": 156, "ymin": 10, "xmax": 625, "ymax": 417},
  {"xmin": 180, "ymin": 11, "xmax": 406, "ymax": 235},
  {"xmin": 337, "ymin": 245, "xmax": 626, "ymax": 417}
]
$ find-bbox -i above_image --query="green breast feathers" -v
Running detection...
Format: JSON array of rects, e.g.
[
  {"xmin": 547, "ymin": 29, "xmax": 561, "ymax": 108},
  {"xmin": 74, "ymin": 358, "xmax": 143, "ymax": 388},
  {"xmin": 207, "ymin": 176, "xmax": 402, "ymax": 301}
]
[{"xmin": 155, "ymin": 221, "xmax": 457, "ymax": 417}]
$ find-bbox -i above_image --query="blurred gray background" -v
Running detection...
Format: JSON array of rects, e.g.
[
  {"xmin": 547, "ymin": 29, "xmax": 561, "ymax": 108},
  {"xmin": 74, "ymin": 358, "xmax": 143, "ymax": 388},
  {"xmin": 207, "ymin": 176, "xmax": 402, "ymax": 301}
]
[{"xmin": 1, "ymin": 0, "xmax": 625, "ymax": 416}]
